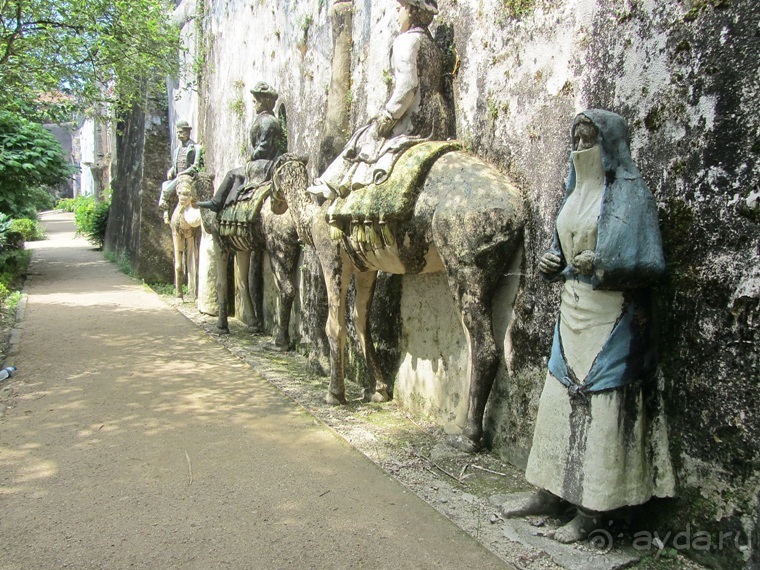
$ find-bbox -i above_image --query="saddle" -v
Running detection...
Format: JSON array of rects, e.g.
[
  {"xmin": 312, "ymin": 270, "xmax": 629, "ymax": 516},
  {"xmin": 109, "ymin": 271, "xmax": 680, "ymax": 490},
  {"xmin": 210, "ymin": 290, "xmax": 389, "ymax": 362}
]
[
  {"xmin": 326, "ymin": 140, "xmax": 461, "ymax": 245},
  {"xmin": 218, "ymin": 182, "xmax": 271, "ymax": 238}
]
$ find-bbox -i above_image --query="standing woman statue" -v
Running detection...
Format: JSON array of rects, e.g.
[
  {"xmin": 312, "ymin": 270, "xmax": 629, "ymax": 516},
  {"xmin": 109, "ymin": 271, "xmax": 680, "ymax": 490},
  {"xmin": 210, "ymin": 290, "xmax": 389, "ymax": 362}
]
[
  {"xmin": 159, "ymin": 120, "xmax": 203, "ymax": 222},
  {"xmin": 496, "ymin": 110, "xmax": 675, "ymax": 543},
  {"xmin": 308, "ymin": 0, "xmax": 452, "ymax": 200}
]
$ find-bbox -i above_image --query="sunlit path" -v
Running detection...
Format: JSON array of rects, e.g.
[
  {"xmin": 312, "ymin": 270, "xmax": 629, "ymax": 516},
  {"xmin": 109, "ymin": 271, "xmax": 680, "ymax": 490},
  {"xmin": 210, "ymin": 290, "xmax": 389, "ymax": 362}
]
[{"xmin": 0, "ymin": 211, "xmax": 509, "ymax": 569}]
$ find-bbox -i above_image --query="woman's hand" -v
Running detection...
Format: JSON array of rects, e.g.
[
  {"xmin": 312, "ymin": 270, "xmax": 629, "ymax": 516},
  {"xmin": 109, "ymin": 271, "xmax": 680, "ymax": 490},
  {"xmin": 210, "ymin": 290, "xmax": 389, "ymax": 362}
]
[
  {"xmin": 573, "ymin": 250, "xmax": 595, "ymax": 276},
  {"xmin": 539, "ymin": 252, "xmax": 563, "ymax": 275},
  {"xmin": 375, "ymin": 110, "xmax": 396, "ymax": 138}
]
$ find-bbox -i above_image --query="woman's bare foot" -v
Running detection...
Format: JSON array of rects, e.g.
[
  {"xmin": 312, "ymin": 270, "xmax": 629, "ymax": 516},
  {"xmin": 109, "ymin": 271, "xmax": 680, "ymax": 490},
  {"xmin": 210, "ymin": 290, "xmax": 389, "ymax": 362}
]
[
  {"xmin": 551, "ymin": 509, "xmax": 601, "ymax": 543},
  {"xmin": 490, "ymin": 490, "xmax": 562, "ymax": 518}
]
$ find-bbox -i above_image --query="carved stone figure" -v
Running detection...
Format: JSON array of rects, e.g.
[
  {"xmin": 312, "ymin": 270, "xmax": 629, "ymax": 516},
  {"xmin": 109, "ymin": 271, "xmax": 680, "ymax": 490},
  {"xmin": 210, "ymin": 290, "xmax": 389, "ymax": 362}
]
[
  {"xmin": 198, "ymin": 82, "xmax": 283, "ymax": 212},
  {"xmin": 196, "ymin": 175, "xmax": 300, "ymax": 348},
  {"xmin": 270, "ymin": 146, "xmax": 524, "ymax": 448},
  {"xmin": 168, "ymin": 176, "xmax": 202, "ymax": 299},
  {"xmin": 308, "ymin": 0, "xmax": 451, "ymax": 200},
  {"xmin": 494, "ymin": 110, "xmax": 675, "ymax": 543},
  {"xmin": 159, "ymin": 120, "xmax": 203, "ymax": 217}
]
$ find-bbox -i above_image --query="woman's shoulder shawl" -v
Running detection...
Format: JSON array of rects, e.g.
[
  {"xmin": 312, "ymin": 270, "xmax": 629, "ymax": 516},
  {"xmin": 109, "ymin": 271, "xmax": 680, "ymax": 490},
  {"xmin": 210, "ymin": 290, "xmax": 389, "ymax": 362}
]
[{"xmin": 592, "ymin": 176, "xmax": 665, "ymax": 290}]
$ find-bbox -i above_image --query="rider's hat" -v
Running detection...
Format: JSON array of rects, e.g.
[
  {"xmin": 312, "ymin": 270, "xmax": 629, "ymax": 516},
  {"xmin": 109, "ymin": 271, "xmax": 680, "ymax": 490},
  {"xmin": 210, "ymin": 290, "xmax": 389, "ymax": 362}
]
[
  {"xmin": 250, "ymin": 82, "xmax": 279, "ymax": 100},
  {"xmin": 398, "ymin": 0, "xmax": 439, "ymax": 14}
]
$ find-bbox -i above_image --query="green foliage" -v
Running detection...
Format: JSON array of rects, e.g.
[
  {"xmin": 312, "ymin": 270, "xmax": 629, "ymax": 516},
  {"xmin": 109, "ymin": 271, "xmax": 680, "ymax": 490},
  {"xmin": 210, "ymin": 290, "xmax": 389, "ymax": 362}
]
[
  {"xmin": 0, "ymin": 213, "xmax": 12, "ymax": 246},
  {"xmin": 0, "ymin": 249, "xmax": 31, "ymax": 308},
  {"xmin": 104, "ymin": 250, "xmax": 135, "ymax": 276},
  {"xmin": 0, "ymin": 0, "xmax": 182, "ymax": 115},
  {"xmin": 56, "ymin": 195, "xmax": 96, "ymax": 213},
  {"xmin": 278, "ymin": 108, "xmax": 288, "ymax": 154},
  {"xmin": 300, "ymin": 14, "xmax": 314, "ymax": 34},
  {"xmin": 191, "ymin": 0, "xmax": 207, "ymax": 89},
  {"xmin": 502, "ymin": 0, "xmax": 535, "ymax": 18},
  {"xmin": 0, "ymin": 213, "xmax": 24, "ymax": 251},
  {"xmin": 56, "ymin": 197, "xmax": 78, "ymax": 212},
  {"xmin": 9, "ymin": 218, "xmax": 45, "ymax": 242},
  {"xmin": 148, "ymin": 282, "xmax": 186, "ymax": 296},
  {"xmin": 22, "ymin": 186, "xmax": 58, "ymax": 217},
  {"xmin": 72, "ymin": 196, "xmax": 110, "ymax": 249},
  {"xmin": 0, "ymin": 111, "xmax": 76, "ymax": 219}
]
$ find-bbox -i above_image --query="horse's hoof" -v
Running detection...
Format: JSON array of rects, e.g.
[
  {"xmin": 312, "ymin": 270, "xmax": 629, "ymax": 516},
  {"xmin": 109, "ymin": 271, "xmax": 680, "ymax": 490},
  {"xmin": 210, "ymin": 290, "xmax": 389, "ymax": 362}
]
[
  {"xmin": 446, "ymin": 434, "xmax": 482, "ymax": 454},
  {"xmin": 216, "ymin": 327, "xmax": 230, "ymax": 335},
  {"xmin": 247, "ymin": 325, "xmax": 262, "ymax": 334},
  {"xmin": 325, "ymin": 392, "xmax": 346, "ymax": 405}
]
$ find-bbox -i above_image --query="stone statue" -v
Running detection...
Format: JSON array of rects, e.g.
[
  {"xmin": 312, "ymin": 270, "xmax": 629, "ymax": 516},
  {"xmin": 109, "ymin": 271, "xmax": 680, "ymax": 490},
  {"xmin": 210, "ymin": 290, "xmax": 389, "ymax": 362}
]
[
  {"xmin": 308, "ymin": 0, "xmax": 451, "ymax": 200},
  {"xmin": 493, "ymin": 110, "xmax": 675, "ymax": 543},
  {"xmin": 193, "ymin": 81, "xmax": 299, "ymax": 350},
  {"xmin": 270, "ymin": 145, "xmax": 524, "ymax": 444},
  {"xmin": 159, "ymin": 120, "xmax": 203, "ymax": 221},
  {"xmin": 169, "ymin": 176, "xmax": 202, "ymax": 299},
  {"xmin": 198, "ymin": 82, "xmax": 283, "ymax": 212}
]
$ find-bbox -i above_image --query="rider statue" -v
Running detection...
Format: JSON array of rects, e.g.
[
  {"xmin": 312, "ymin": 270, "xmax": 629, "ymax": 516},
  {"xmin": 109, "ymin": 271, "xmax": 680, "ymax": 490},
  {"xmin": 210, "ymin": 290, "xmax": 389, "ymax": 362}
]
[
  {"xmin": 159, "ymin": 120, "xmax": 203, "ymax": 223},
  {"xmin": 198, "ymin": 82, "xmax": 284, "ymax": 212},
  {"xmin": 307, "ymin": 0, "xmax": 451, "ymax": 200}
]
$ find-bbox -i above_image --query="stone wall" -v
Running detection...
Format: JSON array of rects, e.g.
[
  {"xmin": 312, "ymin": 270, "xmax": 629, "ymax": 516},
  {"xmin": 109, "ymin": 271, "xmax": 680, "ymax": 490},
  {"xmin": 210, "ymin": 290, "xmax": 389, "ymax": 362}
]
[
  {"xmin": 166, "ymin": 0, "xmax": 759, "ymax": 566},
  {"xmin": 104, "ymin": 99, "xmax": 174, "ymax": 284}
]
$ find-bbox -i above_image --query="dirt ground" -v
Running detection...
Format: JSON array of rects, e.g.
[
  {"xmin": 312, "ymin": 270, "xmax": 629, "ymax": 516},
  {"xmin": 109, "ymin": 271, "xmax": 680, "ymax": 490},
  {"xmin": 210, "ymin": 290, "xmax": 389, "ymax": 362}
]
[
  {"xmin": 170, "ymin": 298, "xmax": 710, "ymax": 570},
  {"xmin": 0, "ymin": 212, "xmax": 707, "ymax": 570}
]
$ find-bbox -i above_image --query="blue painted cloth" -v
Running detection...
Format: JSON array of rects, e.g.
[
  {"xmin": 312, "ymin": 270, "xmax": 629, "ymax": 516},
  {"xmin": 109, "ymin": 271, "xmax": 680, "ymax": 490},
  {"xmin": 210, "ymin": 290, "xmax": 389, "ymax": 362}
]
[
  {"xmin": 548, "ymin": 298, "xmax": 635, "ymax": 397},
  {"xmin": 542, "ymin": 110, "xmax": 665, "ymax": 396}
]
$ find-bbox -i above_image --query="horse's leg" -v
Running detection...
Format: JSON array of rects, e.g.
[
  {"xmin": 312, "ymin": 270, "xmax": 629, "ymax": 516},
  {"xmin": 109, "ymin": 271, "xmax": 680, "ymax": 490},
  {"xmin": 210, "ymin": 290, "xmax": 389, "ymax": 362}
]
[
  {"xmin": 268, "ymin": 247, "xmax": 297, "ymax": 351},
  {"xmin": 443, "ymin": 264, "xmax": 502, "ymax": 451},
  {"xmin": 353, "ymin": 270, "xmax": 390, "ymax": 403},
  {"xmin": 248, "ymin": 250, "xmax": 264, "ymax": 334},
  {"xmin": 317, "ymin": 245, "xmax": 352, "ymax": 405},
  {"xmin": 234, "ymin": 250, "xmax": 256, "ymax": 330},
  {"xmin": 216, "ymin": 246, "xmax": 231, "ymax": 334},
  {"xmin": 172, "ymin": 230, "xmax": 184, "ymax": 299},
  {"xmin": 187, "ymin": 233, "xmax": 199, "ymax": 299}
]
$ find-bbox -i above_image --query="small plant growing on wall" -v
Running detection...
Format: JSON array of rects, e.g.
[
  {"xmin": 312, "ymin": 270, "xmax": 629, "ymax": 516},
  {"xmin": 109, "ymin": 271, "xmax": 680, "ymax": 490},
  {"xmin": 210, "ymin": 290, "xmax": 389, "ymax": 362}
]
[
  {"xmin": 229, "ymin": 79, "xmax": 246, "ymax": 121},
  {"xmin": 230, "ymin": 97, "xmax": 245, "ymax": 119},
  {"xmin": 502, "ymin": 0, "xmax": 535, "ymax": 18}
]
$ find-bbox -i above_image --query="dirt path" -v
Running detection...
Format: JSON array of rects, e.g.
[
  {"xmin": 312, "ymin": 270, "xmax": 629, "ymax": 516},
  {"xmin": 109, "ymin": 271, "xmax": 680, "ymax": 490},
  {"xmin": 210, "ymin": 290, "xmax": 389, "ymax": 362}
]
[{"xmin": 0, "ymin": 211, "xmax": 510, "ymax": 569}]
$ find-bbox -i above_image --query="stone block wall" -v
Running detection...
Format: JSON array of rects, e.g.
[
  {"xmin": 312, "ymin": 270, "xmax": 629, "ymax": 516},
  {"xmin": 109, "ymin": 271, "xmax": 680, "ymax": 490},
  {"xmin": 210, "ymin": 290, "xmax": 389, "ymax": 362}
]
[
  {"xmin": 162, "ymin": 0, "xmax": 758, "ymax": 565},
  {"xmin": 104, "ymin": 99, "xmax": 174, "ymax": 284}
]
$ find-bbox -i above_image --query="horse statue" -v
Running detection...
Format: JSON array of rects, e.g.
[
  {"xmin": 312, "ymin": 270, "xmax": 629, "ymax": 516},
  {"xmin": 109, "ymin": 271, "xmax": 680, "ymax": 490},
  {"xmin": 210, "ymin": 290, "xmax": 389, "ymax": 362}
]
[
  {"xmin": 167, "ymin": 175, "xmax": 202, "ymax": 300},
  {"xmin": 195, "ymin": 169, "xmax": 300, "ymax": 351},
  {"xmin": 271, "ymin": 143, "xmax": 526, "ymax": 451}
]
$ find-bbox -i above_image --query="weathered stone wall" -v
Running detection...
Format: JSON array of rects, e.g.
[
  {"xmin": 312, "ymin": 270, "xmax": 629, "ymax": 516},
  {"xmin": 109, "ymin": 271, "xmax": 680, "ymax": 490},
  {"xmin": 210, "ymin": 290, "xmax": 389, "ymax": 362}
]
[
  {"xmin": 166, "ymin": 0, "xmax": 759, "ymax": 565},
  {"xmin": 105, "ymin": 99, "xmax": 174, "ymax": 283}
]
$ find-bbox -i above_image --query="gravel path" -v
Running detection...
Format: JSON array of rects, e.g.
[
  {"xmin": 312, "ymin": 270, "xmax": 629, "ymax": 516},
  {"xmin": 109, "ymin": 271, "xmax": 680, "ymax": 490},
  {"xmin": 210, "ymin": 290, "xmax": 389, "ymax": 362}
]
[{"xmin": 0, "ymin": 211, "xmax": 510, "ymax": 569}]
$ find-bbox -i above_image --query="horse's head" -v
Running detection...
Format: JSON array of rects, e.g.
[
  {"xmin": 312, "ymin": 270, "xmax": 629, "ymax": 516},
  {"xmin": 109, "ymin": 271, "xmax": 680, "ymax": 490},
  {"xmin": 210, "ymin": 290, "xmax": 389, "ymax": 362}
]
[{"xmin": 271, "ymin": 155, "xmax": 309, "ymax": 215}]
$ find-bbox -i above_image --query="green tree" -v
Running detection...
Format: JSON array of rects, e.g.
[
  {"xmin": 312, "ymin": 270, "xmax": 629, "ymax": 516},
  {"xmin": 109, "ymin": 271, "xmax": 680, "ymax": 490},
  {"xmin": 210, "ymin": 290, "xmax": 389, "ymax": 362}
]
[
  {"xmin": 0, "ymin": 0, "xmax": 181, "ymax": 115},
  {"xmin": 0, "ymin": 111, "xmax": 76, "ymax": 217}
]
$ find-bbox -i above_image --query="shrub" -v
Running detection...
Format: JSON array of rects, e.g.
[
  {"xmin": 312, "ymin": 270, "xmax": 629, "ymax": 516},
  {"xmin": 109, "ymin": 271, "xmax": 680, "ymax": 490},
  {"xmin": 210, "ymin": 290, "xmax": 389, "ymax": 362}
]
[
  {"xmin": 14, "ymin": 186, "xmax": 57, "ymax": 219},
  {"xmin": 73, "ymin": 196, "xmax": 110, "ymax": 249},
  {"xmin": 0, "ymin": 249, "xmax": 31, "ymax": 308},
  {"xmin": 0, "ymin": 111, "xmax": 76, "ymax": 219},
  {"xmin": 0, "ymin": 214, "xmax": 12, "ymax": 250},
  {"xmin": 9, "ymin": 218, "xmax": 45, "ymax": 241},
  {"xmin": 55, "ymin": 196, "xmax": 89, "ymax": 213}
]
